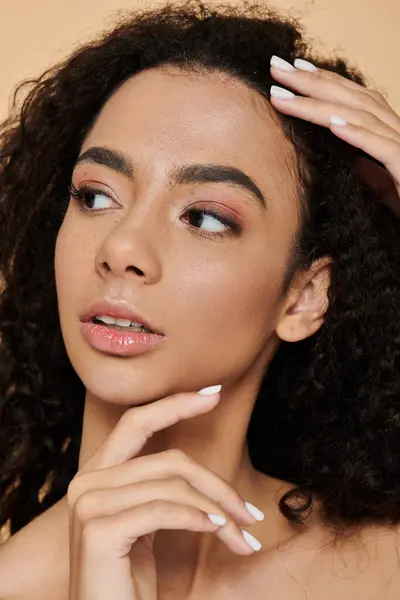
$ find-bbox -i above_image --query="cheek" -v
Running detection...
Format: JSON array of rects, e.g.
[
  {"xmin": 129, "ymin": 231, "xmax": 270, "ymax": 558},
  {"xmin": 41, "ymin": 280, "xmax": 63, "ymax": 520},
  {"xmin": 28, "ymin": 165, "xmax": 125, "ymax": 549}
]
[
  {"xmin": 171, "ymin": 248, "xmax": 285, "ymax": 351},
  {"xmin": 54, "ymin": 222, "xmax": 68, "ymax": 300},
  {"xmin": 54, "ymin": 216, "xmax": 95, "ymax": 312},
  {"xmin": 163, "ymin": 250, "xmax": 285, "ymax": 386}
]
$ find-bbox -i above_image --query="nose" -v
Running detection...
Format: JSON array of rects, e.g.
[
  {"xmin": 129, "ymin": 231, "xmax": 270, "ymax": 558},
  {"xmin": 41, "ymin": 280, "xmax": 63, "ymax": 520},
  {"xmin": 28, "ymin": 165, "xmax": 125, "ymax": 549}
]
[{"xmin": 94, "ymin": 206, "xmax": 163, "ymax": 283}]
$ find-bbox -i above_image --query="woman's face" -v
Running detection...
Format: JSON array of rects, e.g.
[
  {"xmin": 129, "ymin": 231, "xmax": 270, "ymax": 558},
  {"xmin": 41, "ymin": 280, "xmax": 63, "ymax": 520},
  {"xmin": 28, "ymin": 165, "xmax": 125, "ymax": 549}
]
[{"xmin": 55, "ymin": 67, "xmax": 302, "ymax": 404}]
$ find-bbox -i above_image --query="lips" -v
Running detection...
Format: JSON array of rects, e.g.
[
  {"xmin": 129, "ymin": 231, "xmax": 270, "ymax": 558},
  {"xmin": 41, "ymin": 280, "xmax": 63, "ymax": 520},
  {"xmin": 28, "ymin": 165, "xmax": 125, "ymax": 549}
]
[{"xmin": 80, "ymin": 299, "xmax": 164, "ymax": 336}]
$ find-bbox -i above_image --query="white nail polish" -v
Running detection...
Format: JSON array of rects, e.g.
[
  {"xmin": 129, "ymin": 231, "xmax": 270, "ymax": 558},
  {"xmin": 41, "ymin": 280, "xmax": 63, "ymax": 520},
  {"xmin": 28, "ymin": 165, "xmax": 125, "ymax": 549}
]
[
  {"xmin": 294, "ymin": 58, "xmax": 318, "ymax": 72},
  {"xmin": 244, "ymin": 501, "xmax": 265, "ymax": 521},
  {"xmin": 207, "ymin": 513, "xmax": 226, "ymax": 526},
  {"xmin": 241, "ymin": 529, "xmax": 262, "ymax": 551},
  {"xmin": 198, "ymin": 384, "xmax": 222, "ymax": 395},
  {"xmin": 330, "ymin": 115, "xmax": 348, "ymax": 126},
  {"xmin": 270, "ymin": 55, "xmax": 296, "ymax": 72},
  {"xmin": 270, "ymin": 86, "xmax": 295, "ymax": 100}
]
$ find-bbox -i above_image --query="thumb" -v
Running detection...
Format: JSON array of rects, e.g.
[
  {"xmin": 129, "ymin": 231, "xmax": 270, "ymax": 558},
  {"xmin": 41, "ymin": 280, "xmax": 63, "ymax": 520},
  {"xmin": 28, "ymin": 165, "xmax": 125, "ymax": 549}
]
[{"xmin": 81, "ymin": 385, "xmax": 222, "ymax": 472}]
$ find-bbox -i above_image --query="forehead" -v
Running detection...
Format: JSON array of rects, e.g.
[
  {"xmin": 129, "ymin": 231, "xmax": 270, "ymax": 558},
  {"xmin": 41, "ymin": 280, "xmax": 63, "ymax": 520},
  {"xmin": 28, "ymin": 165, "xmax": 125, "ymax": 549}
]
[{"xmin": 82, "ymin": 66, "xmax": 298, "ymax": 208}]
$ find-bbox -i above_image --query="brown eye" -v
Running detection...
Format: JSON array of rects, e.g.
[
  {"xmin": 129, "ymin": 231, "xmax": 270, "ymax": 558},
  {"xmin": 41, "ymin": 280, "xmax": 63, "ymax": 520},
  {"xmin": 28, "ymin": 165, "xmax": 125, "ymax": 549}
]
[
  {"xmin": 182, "ymin": 206, "xmax": 242, "ymax": 238},
  {"xmin": 185, "ymin": 208, "xmax": 228, "ymax": 233},
  {"xmin": 69, "ymin": 183, "xmax": 114, "ymax": 210}
]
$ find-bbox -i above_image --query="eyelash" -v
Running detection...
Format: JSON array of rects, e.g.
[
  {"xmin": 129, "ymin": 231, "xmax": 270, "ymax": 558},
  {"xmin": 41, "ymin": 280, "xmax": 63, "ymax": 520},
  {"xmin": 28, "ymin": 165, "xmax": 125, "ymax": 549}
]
[{"xmin": 68, "ymin": 182, "xmax": 243, "ymax": 239}]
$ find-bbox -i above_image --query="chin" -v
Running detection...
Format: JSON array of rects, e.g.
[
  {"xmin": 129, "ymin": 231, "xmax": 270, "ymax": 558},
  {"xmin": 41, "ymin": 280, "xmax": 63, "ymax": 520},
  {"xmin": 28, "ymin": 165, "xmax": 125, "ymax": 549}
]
[
  {"xmin": 62, "ymin": 329, "xmax": 224, "ymax": 406},
  {"xmin": 60, "ymin": 325, "xmax": 171, "ymax": 402},
  {"xmin": 76, "ymin": 358, "xmax": 171, "ymax": 405}
]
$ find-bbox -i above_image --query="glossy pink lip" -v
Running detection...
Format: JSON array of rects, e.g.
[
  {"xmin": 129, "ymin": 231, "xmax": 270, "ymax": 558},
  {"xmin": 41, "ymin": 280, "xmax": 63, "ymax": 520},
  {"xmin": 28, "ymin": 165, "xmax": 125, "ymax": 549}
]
[
  {"xmin": 80, "ymin": 322, "xmax": 165, "ymax": 357},
  {"xmin": 80, "ymin": 299, "xmax": 163, "ymax": 335}
]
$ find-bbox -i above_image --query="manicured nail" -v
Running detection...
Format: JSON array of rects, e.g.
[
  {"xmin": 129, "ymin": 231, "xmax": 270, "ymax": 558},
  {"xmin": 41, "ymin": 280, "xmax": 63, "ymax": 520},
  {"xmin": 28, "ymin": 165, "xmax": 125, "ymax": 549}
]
[
  {"xmin": 241, "ymin": 529, "xmax": 262, "ymax": 551},
  {"xmin": 294, "ymin": 58, "xmax": 318, "ymax": 72},
  {"xmin": 198, "ymin": 384, "xmax": 222, "ymax": 395},
  {"xmin": 330, "ymin": 115, "xmax": 348, "ymax": 126},
  {"xmin": 270, "ymin": 86, "xmax": 295, "ymax": 100},
  {"xmin": 207, "ymin": 513, "xmax": 226, "ymax": 526},
  {"xmin": 270, "ymin": 55, "xmax": 296, "ymax": 72},
  {"xmin": 244, "ymin": 501, "xmax": 265, "ymax": 521}
]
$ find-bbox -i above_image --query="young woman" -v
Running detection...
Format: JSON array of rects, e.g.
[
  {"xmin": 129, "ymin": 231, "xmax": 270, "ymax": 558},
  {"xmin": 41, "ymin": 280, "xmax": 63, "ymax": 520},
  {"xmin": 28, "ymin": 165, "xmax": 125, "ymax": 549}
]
[{"xmin": 0, "ymin": 1, "xmax": 399, "ymax": 598}]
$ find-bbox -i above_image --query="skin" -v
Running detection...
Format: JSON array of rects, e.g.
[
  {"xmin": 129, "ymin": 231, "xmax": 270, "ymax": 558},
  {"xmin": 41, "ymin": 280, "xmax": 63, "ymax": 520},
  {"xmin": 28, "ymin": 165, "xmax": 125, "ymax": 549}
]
[
  {"xmin": 1, "ymin": 56, "xmax": 400, "ymax": 599},
  {"xmin": 55, "ymin": 65, "xmax": 331, "ymax": 596}
]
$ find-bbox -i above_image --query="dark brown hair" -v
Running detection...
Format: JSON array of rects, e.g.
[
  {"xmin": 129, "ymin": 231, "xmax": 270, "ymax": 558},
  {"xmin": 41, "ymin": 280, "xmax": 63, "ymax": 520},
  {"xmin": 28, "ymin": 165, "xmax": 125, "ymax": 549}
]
[{"xmin": 1, "ymin": 0, "xmax": 399, "ymax": 539}]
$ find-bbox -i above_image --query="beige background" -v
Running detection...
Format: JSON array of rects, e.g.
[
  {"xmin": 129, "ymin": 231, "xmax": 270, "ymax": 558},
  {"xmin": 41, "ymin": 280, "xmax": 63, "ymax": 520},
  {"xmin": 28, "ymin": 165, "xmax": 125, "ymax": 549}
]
[
  {"xmin": 0, "ymin": 0, "xmax": 399, "ymax": 121},
  {"xmin": 0, "ymin": 0, "xmax": 398, "ymax": 544}
]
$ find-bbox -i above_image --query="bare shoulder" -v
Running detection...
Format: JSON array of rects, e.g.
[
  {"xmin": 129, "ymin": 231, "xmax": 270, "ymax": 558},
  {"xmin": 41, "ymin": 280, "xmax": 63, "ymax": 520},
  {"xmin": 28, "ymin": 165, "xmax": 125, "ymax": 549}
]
[
  {"xmin": 326, "ymin": 522, "xmax": 400, "ymax": 596},
  {"xmin": 0, "ymin": 497, "xmax": 69, "ymax": 600},
  {"xmin": 257, "ymin": 521, "xmax": 400, "ymax": 600}
]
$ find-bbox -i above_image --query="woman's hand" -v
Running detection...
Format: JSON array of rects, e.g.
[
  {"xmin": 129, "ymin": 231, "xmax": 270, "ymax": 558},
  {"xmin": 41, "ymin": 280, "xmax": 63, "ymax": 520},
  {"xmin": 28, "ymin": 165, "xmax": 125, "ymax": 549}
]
[
  {"xmin": 67, "ymin": 386, "xmax": 263, "ymax": 600},
  {"xmin": 269, "ymin": 55, "xmax": 400, "ymax": 216}
]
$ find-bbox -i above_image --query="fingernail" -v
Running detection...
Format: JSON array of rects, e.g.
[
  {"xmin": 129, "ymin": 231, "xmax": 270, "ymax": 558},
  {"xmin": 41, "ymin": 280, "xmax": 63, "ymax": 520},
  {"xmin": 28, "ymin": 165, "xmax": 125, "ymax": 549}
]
[
  {"xmin": 244, "ymin": 501, "xmax": 265, "ymax": 521},
  {"xmin": 241, "ymin": 529, "xmax": 262, "ymax": 551},
  {"xmin": 270, "ymin": 86, "xmax": 295, "ymax": 100},
  {"xmin": 207, "ymin": 513, "xmax": 226, "ymax": 526},
  {"xmin": 270, "ymin": 55, "xmax": 297, "ymax": 72},
  {"xmin": 294, "ymin": 58, "xmax": 318, "ymax": 72},
  {"xmin": 198, "ymin": 384, "xmax": 222, "ymax": 395},
  {"xmin": 330, "ymin": 115, "xmax": 348, "ymax": 126}
]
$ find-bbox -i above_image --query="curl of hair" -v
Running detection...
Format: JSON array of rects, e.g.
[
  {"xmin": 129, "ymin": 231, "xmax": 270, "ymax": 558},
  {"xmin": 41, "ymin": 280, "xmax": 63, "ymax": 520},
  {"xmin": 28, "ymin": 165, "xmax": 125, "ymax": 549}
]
[{"xmin": 1, "ymin": 0, "xmax": 400, "ymax": 539}]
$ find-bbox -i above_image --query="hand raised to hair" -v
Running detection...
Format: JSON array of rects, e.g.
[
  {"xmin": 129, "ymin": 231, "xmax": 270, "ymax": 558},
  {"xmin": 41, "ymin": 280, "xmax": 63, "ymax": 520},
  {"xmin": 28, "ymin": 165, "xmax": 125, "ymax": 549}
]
[{"xmin": 269, "ymin": 55, "xmax": 400, "ymax": 217}]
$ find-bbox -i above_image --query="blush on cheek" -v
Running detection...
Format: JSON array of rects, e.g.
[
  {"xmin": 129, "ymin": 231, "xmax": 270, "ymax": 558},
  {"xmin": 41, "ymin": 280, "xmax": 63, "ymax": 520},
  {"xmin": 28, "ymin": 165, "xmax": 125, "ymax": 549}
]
[
  {"xmin": 55, "ymin": 225, "xmax": 85, "ymax": 308},
  {"xmin": 229, "ymin": 264, "xmax": 282, "ymax": 319}
]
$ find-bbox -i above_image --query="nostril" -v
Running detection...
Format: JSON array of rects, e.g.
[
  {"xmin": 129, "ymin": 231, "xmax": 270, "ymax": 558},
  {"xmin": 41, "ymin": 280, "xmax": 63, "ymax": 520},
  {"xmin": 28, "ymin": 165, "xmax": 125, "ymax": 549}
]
[
  {"xmin": 99, "ymin": 260, "xmax": 144, "ymax": 276},
  {"xmin": 127, "ymin": 266, "xmax": 144, "ymax": 276}
]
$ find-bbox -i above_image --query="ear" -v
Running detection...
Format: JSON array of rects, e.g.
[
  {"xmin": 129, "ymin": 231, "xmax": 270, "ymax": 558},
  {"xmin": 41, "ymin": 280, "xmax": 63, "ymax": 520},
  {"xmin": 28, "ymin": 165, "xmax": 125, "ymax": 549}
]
[{"xmin": 276, "ymin": 257, "xmax": 333, "ymax": 343}]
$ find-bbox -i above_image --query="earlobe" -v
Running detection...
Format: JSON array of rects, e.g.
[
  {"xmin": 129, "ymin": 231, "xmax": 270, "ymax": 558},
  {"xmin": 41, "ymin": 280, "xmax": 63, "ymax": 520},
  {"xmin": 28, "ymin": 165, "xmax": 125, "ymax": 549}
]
[{"xmin": 276, "ymin": 257, "xmax": 332, "ymax": 343}]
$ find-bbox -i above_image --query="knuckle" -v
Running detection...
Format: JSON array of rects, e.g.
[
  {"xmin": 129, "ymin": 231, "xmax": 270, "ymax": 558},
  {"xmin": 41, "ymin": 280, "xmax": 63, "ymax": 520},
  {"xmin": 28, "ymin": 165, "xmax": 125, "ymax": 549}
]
[
  {"xmin": 169, "ymin": 475, "xmax": 191, "ymax": 493},
  {"xmin": 141, "ymin": 500, "xmax": 211, "ymax": 531},
  {"xmin": 191, "ymin": 509, "xmax": 207, "ymax": 527},
  {"xmin": 67, "ymin": 474, "xmax": 87, "ymax": 507},
  {"xmin": 192, "ymin": 508, "xmax": 212, "ymax": 529},
  {"xmin": 359, "ymin": 109, "xmax": 379, "ymax": 124},
  {"xmin": 145, "ymin": 499, "xmax": 171, "ymax": 518},
  {"xmin": 354, "ymin": 91, "xmax": 373, "ymax": 110},
  {"xmin": 364, "ymin": 94, "xmax": 385, "ymax": 113},
  {"xmin": 165, "ymin": 448, "xmax": 188, "ymax": 464},
  {"xmin": 120, "ymin": 405, "xmax": 140, "ymax": 427},
  {"xmin": 370, "ymin": 89, "xmax": 386, "ymax": 103},
  {"xmin": 156, "ymin": 498, "xmax": 175, "ymax": 511},
  {"xmin": 74, "ymin": 491, "xmax": 98, "ymax": 524},
  {"xmin": 120, "ymin": 405, "xmax": 152, "ymax": 438},
  {"xmin": 155, "ymin": 500, "xmax": 195, "ymax": 524}
]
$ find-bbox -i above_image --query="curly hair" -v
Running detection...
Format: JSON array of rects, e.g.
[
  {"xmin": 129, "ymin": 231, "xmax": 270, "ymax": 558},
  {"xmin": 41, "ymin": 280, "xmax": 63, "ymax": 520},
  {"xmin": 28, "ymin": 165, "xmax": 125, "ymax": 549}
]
[{"xmin": 1, "ymin": 0, "xmax": 400, "ymax": 541}]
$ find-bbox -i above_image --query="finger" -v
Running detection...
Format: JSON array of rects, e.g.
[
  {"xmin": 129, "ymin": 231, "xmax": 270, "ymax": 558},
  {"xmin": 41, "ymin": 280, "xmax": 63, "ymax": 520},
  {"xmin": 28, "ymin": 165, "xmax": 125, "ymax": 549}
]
[
  {"xmin": 269, "ymin": 93, "xmax": 400, "ymax": 145},
  {"xmin": 329, "ymin": 120, "xmax": 400, "ymax": 186},
  {"xmin": 80, "ymin": 387, "xmax": 222, "ymax": 473},
  {"xmin": 270, "ymin": 62, "xmax": 400, "ymax": 132},
  {"xmin": 301, "ymin": 62, "xmax": 370, "ymax": 87},
  {"xmin": 73, "ymin": 482, "xmax": 259, "ymax": 556},
  {"xmin": 73, "ymin": 478, "xmax": 227, "ymax": 520},
  {"xmin": 71, "ymin": 503, "xmax": 224, "ymax": 600},
  {"xmin": 81, "ymin": 500, "xmax": 258, "ymax": 557},
  {"xmin": 69, "ymin": 449, "xmax": 260, "ymax": 526},
  {"xmin": 293, "ymin": 61, "xmax": 366, "ymax": 92},
  {"xmin": 294, "ymin": 59, "xmax": 392, "ymax": 108},
  {"xmin": 330, "ymin": 121, "xmax": 400, "ymax": 216}
]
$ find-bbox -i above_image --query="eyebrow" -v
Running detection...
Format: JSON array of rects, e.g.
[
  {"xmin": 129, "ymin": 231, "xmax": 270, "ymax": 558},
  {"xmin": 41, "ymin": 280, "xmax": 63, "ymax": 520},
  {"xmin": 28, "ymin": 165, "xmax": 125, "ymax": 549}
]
[{"xmin": 73, "ymin": 146, "xmax": 267, "ymax": 209}]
